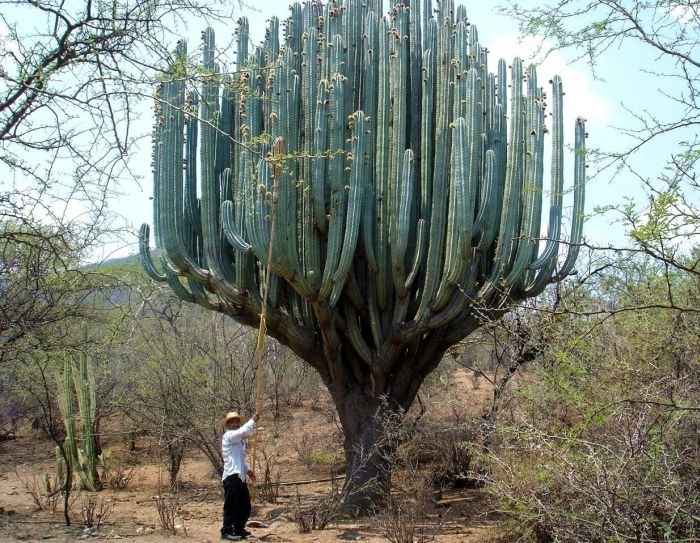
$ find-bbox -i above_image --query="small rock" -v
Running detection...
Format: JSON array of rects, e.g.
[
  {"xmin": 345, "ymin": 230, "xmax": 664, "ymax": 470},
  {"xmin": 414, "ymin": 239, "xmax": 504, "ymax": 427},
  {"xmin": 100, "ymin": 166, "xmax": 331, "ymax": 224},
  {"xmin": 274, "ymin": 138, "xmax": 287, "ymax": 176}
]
[
  {"xmin": 338, "ymin": 531, "xmax": 363, "ymax": 541},
  {"xmin": 247, "ymin": 521, "xmax": 268, "ymax": 528}
]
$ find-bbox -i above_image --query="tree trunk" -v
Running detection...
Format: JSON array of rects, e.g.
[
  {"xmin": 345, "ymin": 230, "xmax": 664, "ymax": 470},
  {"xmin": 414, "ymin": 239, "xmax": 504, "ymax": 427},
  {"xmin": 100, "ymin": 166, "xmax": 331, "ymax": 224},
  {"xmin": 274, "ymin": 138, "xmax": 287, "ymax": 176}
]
[
  {"xmin": 309, "ymin": 331, "xmax": 453, "ymax": 515},
  {"xmin": 330, "ymin": 381, "xmax": 407, "ymax": 514},
  {"xmin": 168, "ymin": 442, "xmax": 185, "ymax": 489},
  {"xmin": 61, "ymin": 446, "xmax": 72, "ymax": 526}
]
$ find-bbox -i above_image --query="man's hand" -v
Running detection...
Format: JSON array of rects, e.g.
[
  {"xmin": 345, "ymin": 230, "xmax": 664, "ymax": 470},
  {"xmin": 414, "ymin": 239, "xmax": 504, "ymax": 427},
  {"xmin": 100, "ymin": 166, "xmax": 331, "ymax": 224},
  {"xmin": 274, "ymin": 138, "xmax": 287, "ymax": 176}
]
[
  {"xmin": 247, "ymin": 469, "xmax": 256, "ymax": 482},
  {"xmin": 252, "ymin": 412, "xmax": 260, "ymax": 423}
]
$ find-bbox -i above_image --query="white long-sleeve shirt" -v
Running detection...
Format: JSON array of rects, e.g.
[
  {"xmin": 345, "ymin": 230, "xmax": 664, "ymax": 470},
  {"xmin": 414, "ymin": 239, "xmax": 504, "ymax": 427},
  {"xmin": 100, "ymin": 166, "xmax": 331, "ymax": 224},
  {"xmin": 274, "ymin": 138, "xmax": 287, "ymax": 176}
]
[{"xmin": 221, "ymin": 418, "xmax": 256, "ymax": 481}]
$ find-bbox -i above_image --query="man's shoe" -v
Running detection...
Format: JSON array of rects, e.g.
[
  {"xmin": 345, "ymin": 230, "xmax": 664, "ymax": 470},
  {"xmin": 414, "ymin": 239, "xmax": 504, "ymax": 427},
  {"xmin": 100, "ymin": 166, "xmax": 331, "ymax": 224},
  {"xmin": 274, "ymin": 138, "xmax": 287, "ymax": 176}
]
[{"xmin": 221, "ymin": 534, "xmax": 241, "ymax": 541}]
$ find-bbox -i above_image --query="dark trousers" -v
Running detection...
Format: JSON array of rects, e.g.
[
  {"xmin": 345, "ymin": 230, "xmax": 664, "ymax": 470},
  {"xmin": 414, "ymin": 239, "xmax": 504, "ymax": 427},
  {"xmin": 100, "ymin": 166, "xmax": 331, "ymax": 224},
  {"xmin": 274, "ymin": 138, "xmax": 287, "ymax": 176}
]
[{"xmin": 222, "ymin": 474, "xmax": 251, "ymax": 537}]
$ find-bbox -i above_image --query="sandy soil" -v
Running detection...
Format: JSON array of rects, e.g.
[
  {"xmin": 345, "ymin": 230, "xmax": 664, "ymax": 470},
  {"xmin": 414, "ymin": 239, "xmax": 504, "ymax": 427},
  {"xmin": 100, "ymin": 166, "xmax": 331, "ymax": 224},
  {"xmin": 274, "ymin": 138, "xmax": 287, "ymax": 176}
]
[{"xmin": 0, "ymin": 371, "xmax": 500, "ymax": 543}]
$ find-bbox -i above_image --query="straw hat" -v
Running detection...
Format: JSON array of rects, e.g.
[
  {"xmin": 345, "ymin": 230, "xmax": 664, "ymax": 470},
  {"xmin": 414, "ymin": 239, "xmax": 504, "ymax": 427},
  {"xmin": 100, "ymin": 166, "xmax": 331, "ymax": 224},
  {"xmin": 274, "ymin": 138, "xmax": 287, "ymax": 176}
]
[{"xmin": 220, "ymin": 411, "xmax": 247, "ymax": 428}]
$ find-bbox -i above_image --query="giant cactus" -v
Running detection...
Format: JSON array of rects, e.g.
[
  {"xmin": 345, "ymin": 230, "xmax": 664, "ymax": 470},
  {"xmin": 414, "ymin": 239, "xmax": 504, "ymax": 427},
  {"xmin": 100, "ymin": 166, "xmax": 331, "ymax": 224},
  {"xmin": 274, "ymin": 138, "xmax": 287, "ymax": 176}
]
[{"xmin": 141, "ymin": 0, "xmax": 585, "ymax": 508}]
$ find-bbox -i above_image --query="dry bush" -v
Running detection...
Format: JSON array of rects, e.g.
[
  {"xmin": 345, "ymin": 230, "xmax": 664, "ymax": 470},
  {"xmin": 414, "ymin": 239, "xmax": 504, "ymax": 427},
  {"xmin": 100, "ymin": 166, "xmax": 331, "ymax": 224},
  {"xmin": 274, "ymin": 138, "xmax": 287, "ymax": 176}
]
[
  {"xmin": 422, "ymin": 419, "xmax": 480, "ymax": 488},
  {"xmin": 98, "ymin": 451, "xmax": 138, "ymax": 490},
  {"xmin": 154, "ymin": 493, "xmax": 185, "ymax": 535},
  {"xmin": 120, "ymin": 302, "xmax": 260, "ymax": 477},
  {"xmin": 488, "ymin": 404, "xmax": 700, "ymax": 543},
  {"xmin": 15, "ymin": 471, "xmax": 62, "ymax": 512},
  {"xmin": 292, "ymin": 433, "xmax": 316, "ymax": 471},
  {"xmin": 482, "ymin": 302, "xmax": 700, "ymax": 543},
  {"xmin": 80, "ymin": 495, "xmax": 113, "ymax": 530},
  {"xmin": 393, "ymin": 402, "xmax": 483, "ymax": 489},
  {"xmin": 379, "ymin": 460, "xmax": 443, "ymax": 543},
  {"xmin": 379, "ymin": 498, "xmax": 440, "ymax": 543},
  {"xmin": 373, "ymin": 409, "xmax": 447, "ymax": 543},
  {"xmin": 153, "ymin": 458, "xmax": 188, "ymax": 535},
  {"xmin": 258, "ymin": 448, "xmax": 282, "ymax": 503},
  {"xmin": 294, "ymin": 475, "xmax": 344, "ymax": 532}
]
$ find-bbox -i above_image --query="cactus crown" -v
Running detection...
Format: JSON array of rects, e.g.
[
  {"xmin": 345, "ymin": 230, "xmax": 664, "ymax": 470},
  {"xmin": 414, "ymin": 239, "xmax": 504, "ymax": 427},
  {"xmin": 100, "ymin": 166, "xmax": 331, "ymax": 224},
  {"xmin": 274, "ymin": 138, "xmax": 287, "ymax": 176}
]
[{"xmin": 141, "ymin": 0, "xmax": 586, "ymax": 363}]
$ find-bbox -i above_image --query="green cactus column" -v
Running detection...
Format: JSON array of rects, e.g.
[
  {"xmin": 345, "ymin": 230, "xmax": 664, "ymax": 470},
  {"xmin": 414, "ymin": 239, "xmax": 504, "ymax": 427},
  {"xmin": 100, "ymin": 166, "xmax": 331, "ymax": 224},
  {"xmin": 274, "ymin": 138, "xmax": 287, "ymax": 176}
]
[
  {"xmin": 57, "ymin": 346, "xmax": 102, "ymax": 492},
  {"xmin": 141, "ymin": 0, "xmax": 586, "ymax": 510}
]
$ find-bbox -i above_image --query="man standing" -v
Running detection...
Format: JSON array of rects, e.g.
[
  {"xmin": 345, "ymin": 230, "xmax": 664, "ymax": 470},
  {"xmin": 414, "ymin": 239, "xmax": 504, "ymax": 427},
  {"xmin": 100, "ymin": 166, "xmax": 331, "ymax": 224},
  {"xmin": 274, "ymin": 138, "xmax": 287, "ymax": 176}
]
[{"xmin": 220, "ymin": 411, "xmax": 259, "ymax": 541}]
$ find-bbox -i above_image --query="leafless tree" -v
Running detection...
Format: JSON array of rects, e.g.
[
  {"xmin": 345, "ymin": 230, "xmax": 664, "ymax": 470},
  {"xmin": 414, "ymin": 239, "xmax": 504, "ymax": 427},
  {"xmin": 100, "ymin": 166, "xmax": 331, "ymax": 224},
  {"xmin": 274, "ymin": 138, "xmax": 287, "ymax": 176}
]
[
  {"xmin": 0, "ymin": 0, "xmax": 252, "ymax": 362},
  {"xmin": 116, "ymin": 284, "xmax": 268, "ymax": 477},
  {"xmin": 502, "ymin": 0, "xmax": 700, "ymax": 274},
  {"xmin": 0, "ymin": 212, "xmax": 89, "ymax": 363},
  {"xmin": 1, "ymin": 0, "xmax": 233, "ymax": 183}
]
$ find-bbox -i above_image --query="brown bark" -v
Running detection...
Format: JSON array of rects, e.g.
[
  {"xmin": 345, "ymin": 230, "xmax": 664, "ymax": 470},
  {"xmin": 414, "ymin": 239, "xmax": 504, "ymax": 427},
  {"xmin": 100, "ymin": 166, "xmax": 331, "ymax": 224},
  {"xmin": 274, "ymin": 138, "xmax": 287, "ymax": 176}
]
[
  {"xmin": 322, "ymin": 345, "xmax": 445, "ymax": 514},
  {"xmin": 332, "ymin": 383, "xmax": 394, "ymax": 513}
]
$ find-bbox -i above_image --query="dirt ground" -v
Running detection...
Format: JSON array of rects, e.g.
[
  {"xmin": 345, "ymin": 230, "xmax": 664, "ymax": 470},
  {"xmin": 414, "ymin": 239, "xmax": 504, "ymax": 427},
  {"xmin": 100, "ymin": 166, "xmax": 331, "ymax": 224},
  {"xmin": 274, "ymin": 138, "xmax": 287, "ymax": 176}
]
[{"xmin": 0, "ymin": 371, "xmax": 500, "ymax": 543}]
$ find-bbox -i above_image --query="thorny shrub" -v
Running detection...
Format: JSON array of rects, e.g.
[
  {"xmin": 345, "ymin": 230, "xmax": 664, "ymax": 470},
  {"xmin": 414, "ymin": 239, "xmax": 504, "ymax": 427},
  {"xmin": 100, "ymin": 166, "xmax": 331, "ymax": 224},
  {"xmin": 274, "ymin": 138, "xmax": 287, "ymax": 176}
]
[
  {"xmin": 482, "ymin": 306, "xmax": 700, "ymax": 542},
  {"xmin": 379, "ymin": 497, "xmax": 441, "ymax": 543},
  {"xmin": 154, "ymin": 493, "xmax": 185, "ymax": 535},
  {"xmin": 98, "ymin": 451, "xmax": 138, "ymax": 490},
  {"xmin": 15, "ymin": 471, "xmax": 61, "ymax": 512},
  {"xmin": 487, "ymin": 403, "xmax": 699, "ymax": 542},
  {"xmin": 80, "ymin": 495, "xmax": 113, "ymax": 530},
  {"xmin": 294, "ymin": 474, "xmax": 344, "ymax": 533}
]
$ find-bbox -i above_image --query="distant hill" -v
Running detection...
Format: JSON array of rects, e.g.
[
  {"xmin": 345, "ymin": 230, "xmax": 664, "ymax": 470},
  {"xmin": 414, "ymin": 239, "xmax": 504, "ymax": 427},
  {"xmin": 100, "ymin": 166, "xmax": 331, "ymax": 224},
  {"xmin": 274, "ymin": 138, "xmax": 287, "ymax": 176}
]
[
  {"xmin": 99, "ymin": 253, "xmax": 142, "ymax": 269},
  {"xmin": 83, "ymin": 252, "xmax": 151, "ymax": 307},
  {"xmin": 88, "ymin": 250, "xmax": 161, "ymax": 279}
]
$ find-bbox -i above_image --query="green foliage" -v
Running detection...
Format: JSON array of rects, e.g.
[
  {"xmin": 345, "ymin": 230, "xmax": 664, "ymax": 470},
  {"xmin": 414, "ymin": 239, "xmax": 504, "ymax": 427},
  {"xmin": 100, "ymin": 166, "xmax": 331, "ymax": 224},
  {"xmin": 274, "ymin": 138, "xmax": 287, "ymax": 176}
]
[
  {"xmin": 0, "ymin": 219, "xmax": 88, "ymax": 360},
  {"xmin": 630, "ymin": 190, "xmax": 678, "ymax": 242},
  {"xmin": 483, "ymin": 254, "xmax": 700, "ymax": 542}
]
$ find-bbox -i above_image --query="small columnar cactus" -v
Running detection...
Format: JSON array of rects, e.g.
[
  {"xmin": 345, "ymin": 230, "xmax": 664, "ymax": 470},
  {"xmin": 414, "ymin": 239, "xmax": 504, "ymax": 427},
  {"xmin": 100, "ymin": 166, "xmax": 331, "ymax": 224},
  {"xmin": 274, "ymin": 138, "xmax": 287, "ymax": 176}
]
[
  {"xmin": 141, "ymin": 0, "xmax": 586, "ymax": 506},
  {"xmin": 57, "ymin": 347, "xmax": 101, "ymax": 492}
]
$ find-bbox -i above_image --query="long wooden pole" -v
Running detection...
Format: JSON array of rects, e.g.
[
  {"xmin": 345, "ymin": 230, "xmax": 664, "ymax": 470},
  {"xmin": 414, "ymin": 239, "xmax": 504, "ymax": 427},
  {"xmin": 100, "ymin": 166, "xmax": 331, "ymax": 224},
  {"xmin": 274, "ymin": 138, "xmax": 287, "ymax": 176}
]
[{"xmin": 250, "ymin": 138, "xmax": 284, "ymax": 501}]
